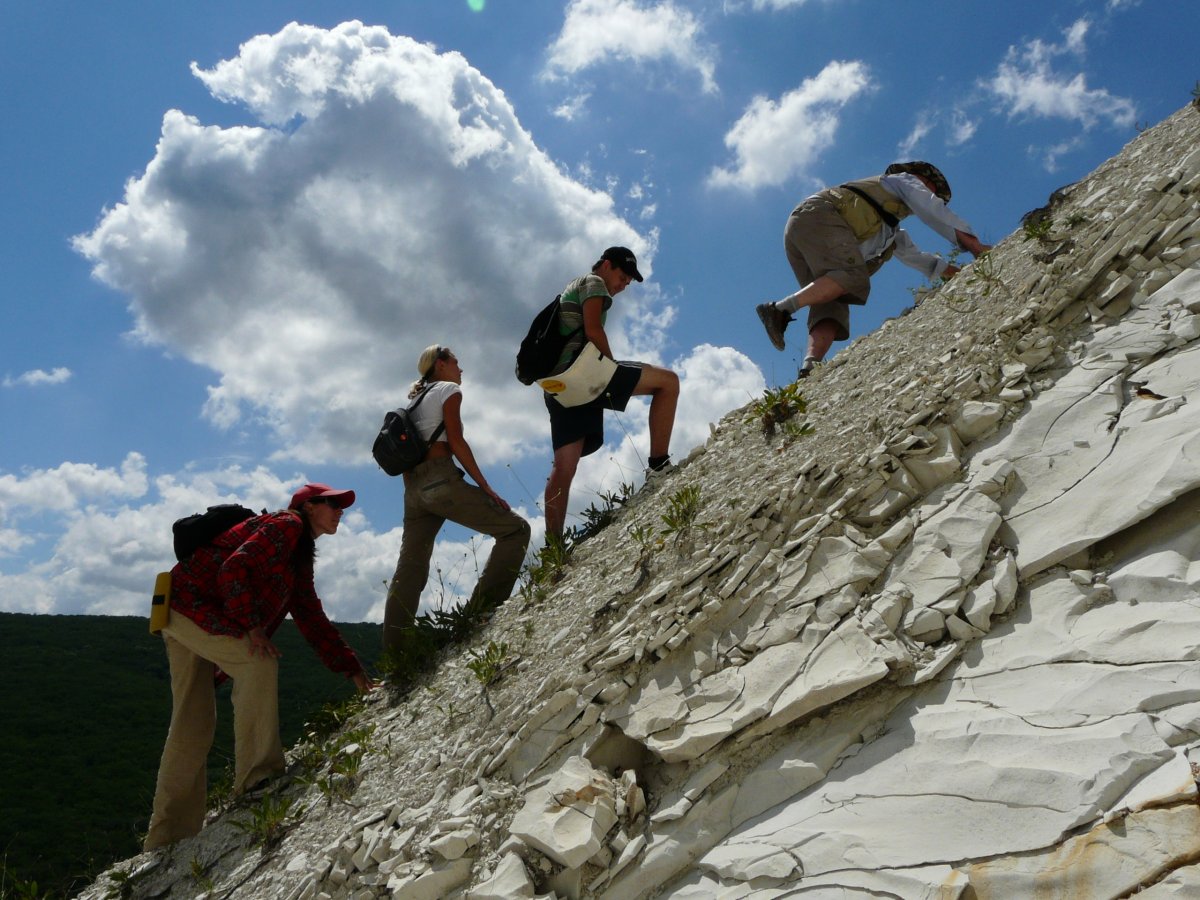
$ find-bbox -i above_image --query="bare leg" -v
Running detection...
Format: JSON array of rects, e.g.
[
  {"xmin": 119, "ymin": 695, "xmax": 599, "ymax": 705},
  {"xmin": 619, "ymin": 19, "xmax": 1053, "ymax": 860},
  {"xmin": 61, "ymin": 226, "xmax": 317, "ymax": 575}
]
[
  {"xmin": 631, "ymin": 364, "xmax": 679, "ymax": 458},
  {"xmin": 806, "ymin": 319, "xmax": 839, "ymax": 363},
  {"xmin": 545, "ymin": 439, "xmax": 584, "ymax": 539},
  {"xmin": 779, "ymin": 275, "xmax": 847, "ymax": 314}
]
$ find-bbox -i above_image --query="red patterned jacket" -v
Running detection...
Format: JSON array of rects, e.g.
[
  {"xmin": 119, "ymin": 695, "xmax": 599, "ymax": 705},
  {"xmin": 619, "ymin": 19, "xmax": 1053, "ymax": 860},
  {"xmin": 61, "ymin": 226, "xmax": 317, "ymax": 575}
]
[{"xmin": 169, "ymin": 510, "xmax": 362, "ymax": 677}]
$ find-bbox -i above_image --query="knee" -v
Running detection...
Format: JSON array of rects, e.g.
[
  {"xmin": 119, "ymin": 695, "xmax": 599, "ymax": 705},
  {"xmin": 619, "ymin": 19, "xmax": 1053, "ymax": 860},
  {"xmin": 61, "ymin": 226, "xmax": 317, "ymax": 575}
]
[
  {"xmin": 391, "ymin": 550, "xmax": 431, "ymax": 590},
  {"xmin": 651, "ymin": 367, "xmax": 680, "ymax": 398},
  {"xmin": 549, "ymin": 457, "xmax": 578, "ymax": 485},
  {"xmin": 502, "ymin": 516, "xmax": 532, "ymax": 553},
  {"xmin": 663, "ymin": 369, "xmax": 680, "ymax": 396}
]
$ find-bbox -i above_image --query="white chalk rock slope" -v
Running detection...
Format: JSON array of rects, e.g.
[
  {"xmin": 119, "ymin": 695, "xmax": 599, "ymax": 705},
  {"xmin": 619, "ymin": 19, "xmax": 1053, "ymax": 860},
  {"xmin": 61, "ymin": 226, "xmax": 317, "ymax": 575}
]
[{"xmin": 81, "ymin": 104, "xmax": 1200, "ymax": 899}]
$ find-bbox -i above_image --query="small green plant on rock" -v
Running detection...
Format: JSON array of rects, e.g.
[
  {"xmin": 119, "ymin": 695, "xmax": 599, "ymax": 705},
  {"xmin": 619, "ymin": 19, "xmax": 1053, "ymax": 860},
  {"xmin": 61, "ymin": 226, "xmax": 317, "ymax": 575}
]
[
  {"xmin": 964, "ymin": 252, "xmax": 1009, "ymax": 299},
  {"xmin": 748, "ymin": 382, "xmax": 813, "ymax": 439},
  {"xmin": 661, "ymin": 484, "xmax": 707, "ymax": 544},
  {"xmin": 467, "ymin": 640, "xmax": 511, "ymax": 687},
  {"xmin": 206, "ymin": 760, "xmax": 236, "ymax": 812},
  {"xmin": 518, "ymin": 537, "xmax": 572, "ymax": 606},
  {"xmin": 233, "ymin": 793, "xmax": 299, "ymax": 850},
  {"xmin": 570, "ymin": 481, "xmax": 635, "ymax": 544},
  {"xmin": 103, "ymin": 867, "xmax": 137, "ymax": 900},
  {"xmin": 1022, "ymin": 217, "xmax": 1054, "ymax": 242},
  {"xmin": 629, "ymin": 522, "xmax": 660, "ymax": 555},
  {"xmin": 304, "ymin": 694, "xmax": 367, "ymax": 744},
  {"xmin": 189, "ymin": 857, "xmax": 215, "ymax": 894},
  {"xmin": 779, "ymin": 418, "xmax": 812, "ymax": 446},
  {"xmin": 297, "ymin": 723, "xmax": 375, "ymax": 806}
]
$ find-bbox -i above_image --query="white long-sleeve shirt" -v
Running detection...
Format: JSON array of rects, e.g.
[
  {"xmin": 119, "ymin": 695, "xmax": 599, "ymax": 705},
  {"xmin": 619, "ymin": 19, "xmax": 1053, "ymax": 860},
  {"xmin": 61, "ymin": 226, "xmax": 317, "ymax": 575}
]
[{"xmin": 859, "ymin": 173, "xmax": 978, "ymax": 280}]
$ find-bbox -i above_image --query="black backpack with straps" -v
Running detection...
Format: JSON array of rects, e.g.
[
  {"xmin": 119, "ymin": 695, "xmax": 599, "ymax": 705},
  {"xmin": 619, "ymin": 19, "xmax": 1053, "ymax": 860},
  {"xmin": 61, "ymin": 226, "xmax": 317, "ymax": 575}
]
[
  {"xmin": 172, "ymin": 504, "xmax": 258, "ymax": 561},
  {"xmin": 515, "ymin": 294, "xmax": 583, "ymax": 385},
  {"xmin": 372, "ymin": 386, "xmax": 445, "ymax": 476}
]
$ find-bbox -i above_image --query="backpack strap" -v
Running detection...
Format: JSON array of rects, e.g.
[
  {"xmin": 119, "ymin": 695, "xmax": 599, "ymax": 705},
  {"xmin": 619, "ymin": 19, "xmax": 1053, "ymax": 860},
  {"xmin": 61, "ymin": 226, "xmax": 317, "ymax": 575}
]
[
  {"xmin": 841, "ymin": 184, "xmax": 900, "ymax": 229},
  {"xmin": 407, "ymin": 384, "xmax": 446, "ymax": 444}
]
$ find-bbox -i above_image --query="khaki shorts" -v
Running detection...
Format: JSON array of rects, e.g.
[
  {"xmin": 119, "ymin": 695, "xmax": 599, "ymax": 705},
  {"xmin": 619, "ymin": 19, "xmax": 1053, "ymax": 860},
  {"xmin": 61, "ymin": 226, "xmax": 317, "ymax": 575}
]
[{"xmin": 783, "ymin": 195, "xmax": 872, "ymax": 342}]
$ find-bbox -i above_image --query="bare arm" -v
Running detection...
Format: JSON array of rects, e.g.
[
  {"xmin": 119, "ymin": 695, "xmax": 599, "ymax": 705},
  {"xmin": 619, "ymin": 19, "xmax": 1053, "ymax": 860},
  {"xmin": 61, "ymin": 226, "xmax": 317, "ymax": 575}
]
[
  {"xmin": 582, "ymin": 295, "xmax": 613, "ymax": 359},
  {"xmin": 955, "ymin": 229, "xmax": 990, "ymax": 257},
  {"xmin": 441, "ymin": 392, "xmax": 511, "ymax": 510}
]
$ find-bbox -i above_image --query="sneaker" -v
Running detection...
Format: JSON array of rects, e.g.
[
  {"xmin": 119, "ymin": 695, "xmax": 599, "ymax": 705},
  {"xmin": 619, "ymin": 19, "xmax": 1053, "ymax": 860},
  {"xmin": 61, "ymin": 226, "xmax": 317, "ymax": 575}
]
[
  {"xmin": 798, "ymin": 355, "xmax": 819, "ymax": 378},
  {"xmin": 643, "ymin": 459, "xmax": 675, "ymax": 485},
  {"xmin": 756, "ymin": 302, "xmax": 791, "ymax": 351}
]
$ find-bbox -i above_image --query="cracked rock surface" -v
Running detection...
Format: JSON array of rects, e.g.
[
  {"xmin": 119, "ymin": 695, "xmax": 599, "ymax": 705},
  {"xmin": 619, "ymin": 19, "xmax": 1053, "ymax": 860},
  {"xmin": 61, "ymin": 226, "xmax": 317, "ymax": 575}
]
[{"xmin": 79, "ymin": 104, "xmax": 1200, "ymax": 899}]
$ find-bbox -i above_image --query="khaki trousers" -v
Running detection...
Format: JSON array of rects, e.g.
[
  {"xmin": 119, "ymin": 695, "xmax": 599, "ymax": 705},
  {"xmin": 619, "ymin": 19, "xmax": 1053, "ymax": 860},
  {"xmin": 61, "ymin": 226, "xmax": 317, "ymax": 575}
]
[
  {"xmin": 784, "ymin": 195, "xmax": 874, "ymax": 342},
  {"xmin": 143, "ymin": 613, "xmax": 285, "ymax": 850},
  {"xmin": 384, "ymin": 457, "xmax": 530, "ymax": 652}
]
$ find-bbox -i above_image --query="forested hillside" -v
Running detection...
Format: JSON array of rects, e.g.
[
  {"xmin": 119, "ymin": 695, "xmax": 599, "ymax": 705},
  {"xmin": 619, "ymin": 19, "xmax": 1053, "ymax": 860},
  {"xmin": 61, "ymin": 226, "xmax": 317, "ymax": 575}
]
[{"xmin": 0, "ymin": 612, "xmax": 380, "ymax": 897}]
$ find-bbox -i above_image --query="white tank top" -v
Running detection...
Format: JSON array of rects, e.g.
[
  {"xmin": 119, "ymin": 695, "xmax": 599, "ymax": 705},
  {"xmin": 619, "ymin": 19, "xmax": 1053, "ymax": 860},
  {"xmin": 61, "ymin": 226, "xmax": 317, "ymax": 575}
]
[{"xmin": 408, "ymin": 381, "xmax": 460, "ymax": 442}]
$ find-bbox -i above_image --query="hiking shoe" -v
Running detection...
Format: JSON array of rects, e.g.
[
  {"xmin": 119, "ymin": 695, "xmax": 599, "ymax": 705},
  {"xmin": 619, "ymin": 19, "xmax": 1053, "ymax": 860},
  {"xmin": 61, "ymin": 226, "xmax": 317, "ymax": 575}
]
[
  {"xmin": 756, "ymin": 303, "xmax": 791, "ymax": 351},
  {"xmin": 798, "ymin": 356, "xmax": 820, "ymax": 378},
  {"xmin": 643, "ymin": 460, "xmax": 675, "ymax": 486}
]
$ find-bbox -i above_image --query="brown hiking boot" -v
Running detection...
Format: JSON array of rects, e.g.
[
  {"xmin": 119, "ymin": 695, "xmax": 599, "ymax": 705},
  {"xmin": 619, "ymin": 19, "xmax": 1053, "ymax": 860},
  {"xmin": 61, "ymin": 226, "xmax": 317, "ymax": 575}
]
[{"xmin": 756, "ymin": 302, "xmax": 790, "ymax": 351}]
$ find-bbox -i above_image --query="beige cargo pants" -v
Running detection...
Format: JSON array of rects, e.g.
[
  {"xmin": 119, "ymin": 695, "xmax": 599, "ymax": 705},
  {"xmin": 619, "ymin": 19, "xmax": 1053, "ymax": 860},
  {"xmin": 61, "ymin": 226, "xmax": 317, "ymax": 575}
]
[
  {"xmin": 383, "ymin": 457, "xmax": 530, "ymax": 652},
  {"xmin": 143, "ymin": 613, "xmax": 285, "ymax": 850}
]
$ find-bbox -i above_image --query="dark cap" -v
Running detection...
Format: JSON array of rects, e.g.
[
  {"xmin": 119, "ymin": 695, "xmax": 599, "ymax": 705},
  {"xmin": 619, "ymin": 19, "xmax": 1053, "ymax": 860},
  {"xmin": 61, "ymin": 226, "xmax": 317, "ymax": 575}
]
[
  {"xmin": 885, "ymin": 161, "xmax": 951, "ymax": 202},
  {"xmin": 599, "ymin": 246, "xmax": 644, "ymax": 282},
  {"xmin": 289, "ymin": 483, "xmax": 356, "ymax": 510}
]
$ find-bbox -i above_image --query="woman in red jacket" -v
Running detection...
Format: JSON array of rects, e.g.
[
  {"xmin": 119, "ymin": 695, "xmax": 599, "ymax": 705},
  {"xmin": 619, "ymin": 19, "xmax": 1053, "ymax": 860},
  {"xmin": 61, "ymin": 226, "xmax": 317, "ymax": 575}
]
[{"xmin": 144, "ymin": 483, "xmax": 373, "ymax": 850}]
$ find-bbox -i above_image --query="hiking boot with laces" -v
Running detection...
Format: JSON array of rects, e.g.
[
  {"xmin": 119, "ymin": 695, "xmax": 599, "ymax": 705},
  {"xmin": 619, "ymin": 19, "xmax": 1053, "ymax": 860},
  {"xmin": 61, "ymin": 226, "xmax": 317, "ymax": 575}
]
[{"xmin": 756, "ymin": 302, "xmax": 791, "ymax": 351}]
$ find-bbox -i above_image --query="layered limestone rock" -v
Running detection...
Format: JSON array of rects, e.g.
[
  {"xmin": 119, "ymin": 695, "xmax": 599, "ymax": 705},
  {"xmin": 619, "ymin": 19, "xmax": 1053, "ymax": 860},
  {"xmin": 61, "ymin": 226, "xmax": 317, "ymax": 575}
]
[{"xmin": 80, "ymin": 104, "xmax": 1200, "ymax": 899}]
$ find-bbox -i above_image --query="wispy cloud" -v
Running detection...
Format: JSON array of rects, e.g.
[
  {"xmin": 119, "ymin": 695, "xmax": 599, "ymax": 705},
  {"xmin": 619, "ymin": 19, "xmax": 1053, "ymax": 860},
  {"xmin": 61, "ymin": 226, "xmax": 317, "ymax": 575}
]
[
  {"xmin": 709, "ymin": 60, "xmax": 872, "ymax": 191},
  {"xmin": 544, "ymin": 0, "xmax": 717, "ymax": 94},
  {"xmin": 897, "ymin": 113, "xmax": 934, "ymax": 157},
  {"xmin": 749, "ymin": 0, "xmax": 817, "ymax": 7},
  {"xmin": 985, "ymin": 18, "xmax": 1135, "ymax": 129},
  {"xmin": 1037, "ymin": 136, "xmax": 1086, "ymax": 173},
  {"xmin": 949, "ymin": 110, "xmax": 979, "ymax": 146},
  {"xmin": 3, "ymin": 367, "xmax": 72, "ymax": 388},
  {"xmin": 552, "ymin": 92, "xmax": 591, "ymax": 121}
]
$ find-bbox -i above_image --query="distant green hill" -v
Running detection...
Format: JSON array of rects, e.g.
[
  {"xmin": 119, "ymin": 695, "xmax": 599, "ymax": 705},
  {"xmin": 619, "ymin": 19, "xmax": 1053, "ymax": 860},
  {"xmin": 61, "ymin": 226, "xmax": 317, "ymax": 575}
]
[{"xmin": 0, "ymin": 612, "xmax": 380, "ymax": 898}]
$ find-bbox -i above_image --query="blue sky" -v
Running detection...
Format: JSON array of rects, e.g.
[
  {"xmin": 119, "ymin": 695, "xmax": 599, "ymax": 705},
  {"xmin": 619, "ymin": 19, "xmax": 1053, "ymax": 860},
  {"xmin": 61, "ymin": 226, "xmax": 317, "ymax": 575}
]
[{"xmin": 1, "ymin": 0, "xmax": 1194, "ymax": 621}]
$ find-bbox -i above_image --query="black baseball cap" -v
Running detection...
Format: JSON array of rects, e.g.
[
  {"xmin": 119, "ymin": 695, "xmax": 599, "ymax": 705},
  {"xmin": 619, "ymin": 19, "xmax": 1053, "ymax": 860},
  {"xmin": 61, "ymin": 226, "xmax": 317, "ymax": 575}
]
[{"xmin": 599, "ymin": 246, "xmax": 644, "ymax": 282}]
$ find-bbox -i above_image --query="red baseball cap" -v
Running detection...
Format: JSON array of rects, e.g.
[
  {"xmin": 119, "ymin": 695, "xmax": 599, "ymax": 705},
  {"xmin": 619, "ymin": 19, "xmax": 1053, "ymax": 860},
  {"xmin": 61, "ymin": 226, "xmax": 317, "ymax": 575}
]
[{"xmin": 289, "ymin": 483, "xmax": 356, "ymax": 510}]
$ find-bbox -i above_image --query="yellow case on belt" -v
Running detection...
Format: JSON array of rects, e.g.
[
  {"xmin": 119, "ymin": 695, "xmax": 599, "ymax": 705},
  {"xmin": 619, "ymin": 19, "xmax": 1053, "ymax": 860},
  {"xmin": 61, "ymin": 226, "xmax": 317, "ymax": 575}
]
[{"xmin": 150, "ymin": 571, "xmax": 171, "ymax": 634}]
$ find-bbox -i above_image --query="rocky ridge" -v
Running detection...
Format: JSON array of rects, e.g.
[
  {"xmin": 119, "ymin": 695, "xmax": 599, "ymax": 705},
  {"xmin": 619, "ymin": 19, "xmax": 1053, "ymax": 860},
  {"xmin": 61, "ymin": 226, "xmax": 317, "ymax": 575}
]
[{"xmin": 81, "ymin": 103, "xmax": 1200, "ymax": 899}]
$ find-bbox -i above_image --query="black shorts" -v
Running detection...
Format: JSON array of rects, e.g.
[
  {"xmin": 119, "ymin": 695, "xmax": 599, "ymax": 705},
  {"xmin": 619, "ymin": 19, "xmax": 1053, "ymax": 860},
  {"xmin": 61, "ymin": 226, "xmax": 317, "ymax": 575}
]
[{"xmin": 544, "ymin": 362, "xmax": 642, "ymax": 457}]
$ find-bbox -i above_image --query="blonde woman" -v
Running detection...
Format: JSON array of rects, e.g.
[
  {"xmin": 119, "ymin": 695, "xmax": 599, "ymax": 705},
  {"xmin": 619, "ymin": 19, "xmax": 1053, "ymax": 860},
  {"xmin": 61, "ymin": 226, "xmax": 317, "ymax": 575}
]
[{"xmin": 384, "ymin": 345, "xmax": 531, "ymax": 652}]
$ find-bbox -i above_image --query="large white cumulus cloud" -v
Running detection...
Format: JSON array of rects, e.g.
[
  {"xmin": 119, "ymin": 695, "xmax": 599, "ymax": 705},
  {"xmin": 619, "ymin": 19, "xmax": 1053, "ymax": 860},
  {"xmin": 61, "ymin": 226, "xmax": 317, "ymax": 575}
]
[
  {"xmin": 709, "ymin": 61, "xmax": 872, "ymax": 192},
  {"xmin": 74, "ymin": 21, "xmax": 653, "ymax": 466},
  {"xmin": 49, "ymin": 20, "xmax": 765, "ymax": 620}
]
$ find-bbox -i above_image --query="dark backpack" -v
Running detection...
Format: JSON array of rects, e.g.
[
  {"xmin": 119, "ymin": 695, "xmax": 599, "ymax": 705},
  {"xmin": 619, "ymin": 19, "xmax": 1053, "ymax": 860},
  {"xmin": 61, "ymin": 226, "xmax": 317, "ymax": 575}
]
[
  {"xmin": 372, "ymin": 387, "xmax": 445, "ymax": 476},
  {"xmin": 172, "ymin": 504, "xmax": 258, "ymax": 561},
  {"xmin": 515, "ymin": 294, "xmax": 582, "ymax": 385}
]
